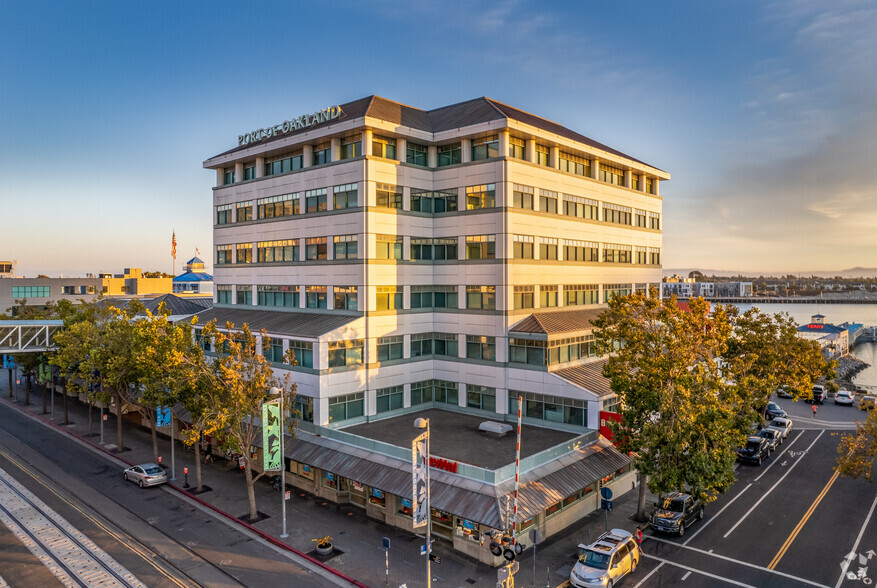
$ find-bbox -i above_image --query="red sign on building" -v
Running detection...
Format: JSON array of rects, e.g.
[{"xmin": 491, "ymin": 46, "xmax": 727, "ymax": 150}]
[
  {"xmin": 599, "ymin": 410, "xmax": 622, "ymax": 442},
  {"xmin": 429, "ymin": 457, "xmax": 458, "ymax": 473}
]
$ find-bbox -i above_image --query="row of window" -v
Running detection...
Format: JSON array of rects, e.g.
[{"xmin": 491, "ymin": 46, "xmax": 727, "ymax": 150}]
[
  {"xmin": 217, "ymin": 182, "xmax": 660, "ymax": 229},
  {"xmin": 216, "ymin": 235, "xmax": 660, "ymax": 265}
]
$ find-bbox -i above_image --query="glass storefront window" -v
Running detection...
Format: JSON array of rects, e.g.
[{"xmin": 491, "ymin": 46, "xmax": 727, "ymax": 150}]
[
  {"xmin": 369, "ymin": 487, "xmax": 385, "ymax": 507},
  {"xmin": 398, "ymin": 498, "xmax": 413, "ymax": 517},
  {"xmin": 323, "ymin": 472, "xmax": 337, "ymax": 489},
  {"xmin": 455, "ymin": 518, "xmax": 481, "ymax": 542}
]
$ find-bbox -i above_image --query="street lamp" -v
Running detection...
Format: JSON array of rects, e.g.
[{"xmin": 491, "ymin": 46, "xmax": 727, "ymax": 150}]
[
  {"xmin": 414, "ymin": 417, "xmax": 431, "ymax": 586},
  {"xmin": 269, "ymin": 386, "xmax": 288, "ymax": 539}
]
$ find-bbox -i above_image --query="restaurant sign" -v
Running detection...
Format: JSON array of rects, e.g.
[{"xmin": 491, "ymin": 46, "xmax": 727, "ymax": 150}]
[{"xmin": 238, "ymin": 105, "xmax": 343, "ymax": 146}]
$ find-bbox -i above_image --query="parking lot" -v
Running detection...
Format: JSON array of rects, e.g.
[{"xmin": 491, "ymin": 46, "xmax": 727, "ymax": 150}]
[{"xmin": 620, "ymin": 397, "xmax": 874, "ymax": 587}]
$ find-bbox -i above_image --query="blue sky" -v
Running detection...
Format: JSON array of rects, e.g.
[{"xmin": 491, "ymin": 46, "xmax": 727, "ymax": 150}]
[{"xmin": 2, "ymin": 0, "xmax": 875, "ymax": 276}]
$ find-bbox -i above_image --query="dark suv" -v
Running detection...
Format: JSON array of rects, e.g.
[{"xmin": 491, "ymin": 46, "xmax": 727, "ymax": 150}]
[
  {"xmin": 649, "ymin": 492, "xmax": 704, "ymax": 536},
  {"xmin": 737, "ymin": 436, "xmax": 770, "ymax": 465}
]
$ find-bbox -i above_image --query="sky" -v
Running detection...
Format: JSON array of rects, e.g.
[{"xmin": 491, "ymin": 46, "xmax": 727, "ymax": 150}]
[{"xmin": 1, "ymin": 0, "xmax": 875, "ymax": 277}]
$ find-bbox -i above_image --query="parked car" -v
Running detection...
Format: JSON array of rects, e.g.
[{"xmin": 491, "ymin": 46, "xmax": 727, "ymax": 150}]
[
  {"xmin": 768, "ymin": 417, "xmax": 793, "ymax": 439},
  {"xmin": 649, "ymin": 492, "xmax": 704, "ymax": 537},
  {"xmin": 123, "ymin": 463, "xmax": 167, "ymax": 488},
  {"xmin": 776, "ymin": 387, "xmax": 794, "ymax": 399},
  {"xmin": 571, "ymin": 529, "xmax": 641, "ymax": 588},
  {"xmin": 856, "ymin": 388, "xmax": 869, "ymax": 397},
  {"xmin": 765, "ymin": 401, "xmax": 786, "ymax": 420},
  {"xmin": 758, "ymin": 428, "xmax": 782, "ymax": 451},
  {"xmin": 860, "ymin": 396, "xmax": 877, "ymax": 411},
  {"xmin": 738, "ymin": 436, "xmax": 770, "ymax": 465},
  {"xmin": 835, "ymin": 390, "xmax": 855, "ymax": 406},
  {"xmin": 809, "ymin": 385, "xmax": 826, "ymax": 405}
]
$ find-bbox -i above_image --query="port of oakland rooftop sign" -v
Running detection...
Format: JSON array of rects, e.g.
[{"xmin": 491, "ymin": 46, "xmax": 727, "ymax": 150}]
[{"xmin": 238, "ymin": 105, "xmax": 343, "ymax": 146}]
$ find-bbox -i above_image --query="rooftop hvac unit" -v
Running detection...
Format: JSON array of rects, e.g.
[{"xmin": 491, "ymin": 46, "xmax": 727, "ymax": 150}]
[{"xmin": 479, "ymin": 421, "xmax": 513, "ymax": 437}]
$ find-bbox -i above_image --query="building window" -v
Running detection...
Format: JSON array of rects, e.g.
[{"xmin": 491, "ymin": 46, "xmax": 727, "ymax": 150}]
[
  {"xmin": 514, "ymin": 286, "xmax": 535, "ymax": 309},
  {"xmin": 649, "ymin": 212, "xmax": 661, "ymax": 230},
  {"xmin": 236, "ymin": 243, "xmax": 252, "ymax": 264},
  {"xmin": 635, "ymin": 246, "xmax": 648, "ymax": 265},
  {"xmin": 635, "ymin": 209, "xmax": 648, "ymax": 228},
  {"xmin": 339, "ymin": 138, "xmax": 361, "ymax": 160},
  {"xmin": 411, "ymin": 188, "xmax": 457, "ymax": 213},
  {"xmin": 411, "ymin": 333, "xmax": 458, "ymax": 357},
  {"xmin": 471, "ymin": 136, "xmax": 499, "ymax": 161},
  {"xmin": 11, "ymin": 286, "xmax": 50, "ymax": 298},
  {"xmin": 410, "ymin": 238, "xmax": 433, "ymax": 261},
  {"xmin": 243, "ymin": 165, "xmax": 255, "ymax": 181},
  {"xmin": 376, "ymin": 286, "xmax": 402, "ymax": 310},
  {"xmin": 305, "ymin": 237, "xmax": 327, "ymax": 260},
  {"xmin": 509, "ymin": 339, "xmax": 546, "ymax": 365},
  {"xmin": 372, "ymin": 136, "xmax": 397, "ymax": 159},
  {"xmin": 535, "ymin": 146, "xmax": 549, "ymax": 166},
  {"xmin": 410, "ymin": 380, "xmax": 432, "ymax": 405},
  {"xmin": 513, "ymin": 235, "xmax": 535, "ymax": 259},
  {"xmin": 333, "ymin": 183, "xmax": 358, "ymax": 209},
  {"xmin": 466, "ymin": 286, "xmax": 496, "ymax": 310},
  {"xmin": 603, "ymin": 245, "xmax": 632, "ymax": 264},
  {"xmin": 539, "ymin": 189, "xmax": 558, "ymax": 214},
  {"xmin": 412, "ymin": 379, "xmax": 458, "ymax": 406},
  {"xmin": 547, "ymin": 334, "xmax": 597, "ymax": 365},
  {"xmin": 410, "ymin": 333, "xmax": 433, "ymax": 357},
  {"xmin": 376, "ymin": 385, "xmax": 404, "ymax": 413},
  {"xmin": 236, "ymin": 201, "xmax": 253, "ymax": 222},
  {"xmin": 223, "ymin": 169, "xmax": 235, "ymax": 185},
  {"xmin": 437, "ymin": 143, "xmax": 461, "ymax": 166},
  {"xmin": 603, "ymin": 283, "xmax": 632, "ymax": 303},
  {"xmin": 603, "ymin": 203, "xmax": 632, "ymax": 225},
  {"xmin": 564, "ymin": 240, "xmax": 600, "ymax": 262},
  {"xmin": 407, "ymin": 142, "xmax": 428, "ymax": 166},
  {"xmin": 411, "ymin": 285, "xmax": 458, "ymax": 309},
  {"xmin": 646, "ymin": 177, "xmax": 655, "ymax": 194},
  {"xmin": 509, "ymin": 136, "xmax": 525, "ymax": 159},
  {"xmin": 295, "ymin": 396, "xmax": 314, "ymax": 422},
  {"xmin": 305, "ymin": 286, "xmax": 327, "ymax": 309},
  {"xmin": 564, "ymin": 284, "xmax": 600, "ymax": 306},
  {"xmin": 599, "ymin": 163, "xmax": 624, "ymax": 185},
  {"xmin": 466, "ymin": 384, "xmax": 496, "ymax": 411},
  {"xmin": 327, "ymin": 340, "xmax": 364, "ymax": 368},
  {"xmin": 313, "ymin": 144, "xmax": 331, "ymax": 165},
  {"xmin": 509, "ymin": 391, "xmax": 586, "ymax": 427},
  {"xmin": 564, "ymin": 195, "xmax": 599, "ymax": 220},
  {"xmin": 258, "ymin": 285, "xmax": 298, "ymax": 308},
  {"xmin": 333, "ymin": 235, "xmax": 358, "ymax": 260},
  {"xmin": 264, "ymin": 153, "xmax": 303, "ymax": 176},
  {"xmin": 257, "ymin": 193, "xmax": 299, "ymax": 219},
  {"xmin": 328, "ymin": 392, "xmax": 365, "ymax": 422},
  {"xmin": 217, "ymin": 203, "xmax": 232, "ymax": 225},
  {"xmin": 236, "ymin": 286, "xmax": 252, "ymax": 306},
  {"xmin": 377, "ymin": 336, "xmax": 403, "ymax": 361},
  {"xmin": 540, "ymin": 285, "xmax": 558, "ymax": 307},
  {"xmin": 433, "ymin": 238, "xmax": 458, "ymax": 260},
  {"xmin": 286, "ymin": 340, "xmax": 314, "ymax": 368},
  {"xmin": 257, "ymin": 240, "xmax": 298, "ymax": 263},
  {"xmin": 262, "ymin": 338, "xmax": 284, "ymax": 363},
  {"xmin": 465, "ymin": 183, "xmax": 495, "ymax": 210},
  {"xmin": 305, "ymin": 188, "xmax": 327, "ymax": 213},
  {"xmin": 376, "ymin": 183, "xmax": 402, "ymax": 209},
  {"xmin": 333, "ymin": 286, "xmax": 358, "ymax": 310},
  {"xmin": 376, "ymin": 234, "xmax": 403, "ymax": 260},
  {"xmin": 466, "ymin": 235, "xmax": 495, "ymax": 260},
  {"xmin": 466, "ymin": 336, "xmax": 496, "ymax": 361},
  {"xmin": 540, "ymin": 237, "xmax": 558, "ymax": 260},
  {"xmin": 216, "ymin": 245, "xmax": 232, "ymax": 265},
  {"xmin": 649, "ymin": 248, "xmax": 661, "ymax": 265},
  {"xmin": 559, "ymin": 152, "xmax": 591, "ymax": 177},
  {"xmin": 216, "ymin": 285, "xmax": 232, "ymax": 304},
  {"xmin": 513, "ymin": 184, "xmax": 534, "ymax": 210}
]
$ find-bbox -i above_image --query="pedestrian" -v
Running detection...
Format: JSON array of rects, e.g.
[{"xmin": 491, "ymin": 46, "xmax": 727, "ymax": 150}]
[
  {"xmin": 204, "ymin": 442, "xmax": 213, "ymax": 464},
  {"xmin": 812, "ymin": 404, "xmax": 818, "ymax": 419},
  {"xmin": 636, "ymin": 526, "xmax": 643, "ymax": 546}
]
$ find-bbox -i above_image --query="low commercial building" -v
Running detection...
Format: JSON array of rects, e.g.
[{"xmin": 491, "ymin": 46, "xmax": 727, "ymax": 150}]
[{"xmin": 797, "ymin": 314, "xmax": 849, "ymax": 357}]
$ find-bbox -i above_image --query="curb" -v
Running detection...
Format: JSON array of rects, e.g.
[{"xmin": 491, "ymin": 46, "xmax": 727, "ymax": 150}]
[{"xmin": 2, "ymin": 398, "xmax": 368, "ymax": 588}]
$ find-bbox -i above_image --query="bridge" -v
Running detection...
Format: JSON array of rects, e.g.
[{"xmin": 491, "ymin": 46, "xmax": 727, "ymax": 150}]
[{"xmin": 0, "ymin": 320, "xmax": 64, "ymax": 353}]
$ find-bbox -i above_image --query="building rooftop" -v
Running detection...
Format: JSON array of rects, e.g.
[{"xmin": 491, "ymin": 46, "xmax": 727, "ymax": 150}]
[
  {"xmin": 510, "ymin": 307, "xmax": 604, "ymax": 337},
  {"xmin": 196, "ymin": 306, "xmax": 358, "ymax": 338},
  {"xmin": 342, "ymin": 408, "xmax": 578, "ymax": 470}
]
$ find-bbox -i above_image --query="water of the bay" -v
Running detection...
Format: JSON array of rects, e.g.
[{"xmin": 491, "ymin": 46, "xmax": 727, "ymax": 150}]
[{"xmin": 730, "ymin": 301, "xmax": 877, "ymax": 389}]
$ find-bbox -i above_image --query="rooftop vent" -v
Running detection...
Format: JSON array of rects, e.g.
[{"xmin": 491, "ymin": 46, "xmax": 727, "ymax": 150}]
[{"xmin": 479, "ymin": 421, "xmax": 514, "ymax": 437}]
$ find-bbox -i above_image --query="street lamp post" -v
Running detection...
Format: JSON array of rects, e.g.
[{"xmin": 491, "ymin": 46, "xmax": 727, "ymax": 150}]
[
  {"xmin": 414, "ymin": 417, "xmax": 431, "ymax": 587},
  {"xmin": 270, "ymin": 386, "xmax": 288, "ymax": 539}
]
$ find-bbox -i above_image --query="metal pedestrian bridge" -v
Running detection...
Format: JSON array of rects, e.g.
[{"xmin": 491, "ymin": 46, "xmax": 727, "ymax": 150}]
[{"xmin": 0, "ymin": 320, "xmax": 64, "ymax": 353}]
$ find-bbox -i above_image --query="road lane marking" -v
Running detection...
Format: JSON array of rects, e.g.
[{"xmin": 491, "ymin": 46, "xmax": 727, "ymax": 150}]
[
  {"xmin": 631, "ymin": 561, "xmax": 664, "ymax": 588},
  {"xmin": 723, "ymin": 430, "xmax": 824, "ymax": 538},
  {"xmin": 768, "ymin": 468, "xmax": 841, "ymax": 569},
  {"xmin": 648, "ymin": 535, "xmax": 831, "ymax": 588},
  {"xmin": 681, "ymin": 571, "xmax": 691, "ymax": 580},
  {"xmin": 835, "ymin": 495, "xmax": 877, "ymax": 588},
  {"xmin": 753, "ymin": 430, "xmax": 804, "ymax": 483},
  {"xmin": 683, "ymin": 483, "xmax": 752, "ymax": 545},
  {"xmin": 641, "ymin": 553, "xmax": 757, "ymax": 587}
]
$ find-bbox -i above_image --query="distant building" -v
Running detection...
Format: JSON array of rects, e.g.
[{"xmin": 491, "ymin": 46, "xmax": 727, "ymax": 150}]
[
  {"xmin": 0, "ymin": 261, "xmax": 14, "ymax": 278},
  {"xmin": 797, "ymin": 314, "xmax": 849, "ymax": 358},
  {"xmin": 172, "ymin": 256, "xmax": 214, "ymax": 296},
  {"xmin": 662, "ymin": 278, "xmax": 752, "ymax": 299}
]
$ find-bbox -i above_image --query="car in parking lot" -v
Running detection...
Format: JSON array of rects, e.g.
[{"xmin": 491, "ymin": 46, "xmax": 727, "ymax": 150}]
[
  {"xmin": 738, "ymin": 436, "xmax": 770, "ymax": 465},
  {"xmin": 649, "ymin": 492, "xmax": 704, "ymax": 537},
  {"xmin": 758, "ymin": 428, "xmax": 782, "ymax": 451},
  {"xmin": 776, "ymin": 387, "xmax": 794, "ymax": 399},
  {"xmin": 809, "ymin": 385, "xmax": 826, "ymax": 405},
  {"xmin": 765, "ymin": 401, "xmax": 786, "ymax": 420},
  {"xmin": 860, "ymin": 396, "xmax": 877, "ymax": 411},
  {"xmin": 571, "ymin": 528, "xmax": 640, "ymax": 588},
  {"xmin": 835, "ymin": 390, "xmax": 854, "ymax": 406},
  {"xmin": 123, "ymin": 463, "xmax": 167, "ymax": 488},
  {"xmin": 767, "ymin": 417, "xmax": 793, "ymax": 439}
]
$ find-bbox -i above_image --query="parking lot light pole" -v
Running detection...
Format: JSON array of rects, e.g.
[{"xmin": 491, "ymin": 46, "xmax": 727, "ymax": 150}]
[{"xmin": 270, "ymin": 386, "xmax": 288, "ymax": 539}]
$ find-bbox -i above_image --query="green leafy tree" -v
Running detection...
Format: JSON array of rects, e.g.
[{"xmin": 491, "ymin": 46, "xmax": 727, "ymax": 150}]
[{"xmin": 837, "ymin": 409, "xmax": 877, "ymax": 481}]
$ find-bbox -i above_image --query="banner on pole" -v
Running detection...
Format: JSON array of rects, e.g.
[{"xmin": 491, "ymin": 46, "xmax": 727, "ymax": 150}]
[
  {"xmin": 38, "ymin": 363, "xmax": 51, "ymax": 384},
  {"xmin": 412, "ymin": 432, "xmax": 428, "ymax": 528},
  {"xmin": 156, "ymin": 406, "xmax": 171, "ymax": 427},
  {"xmin": 262, "ymin": 400, "xmax": 282, "ymax": 471}
]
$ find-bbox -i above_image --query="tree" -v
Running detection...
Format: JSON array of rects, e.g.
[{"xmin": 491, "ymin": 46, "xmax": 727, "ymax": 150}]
[
  {"xmin": 593, "ymin": 290, "xmax": 741, "ymax": 521},
  {"xmin": 837, "ymin": 409, "xmax": 877, "ymax": 481},
  {"xmin": 195, "ymin": 321, "xmax": 297, "ymax": 521}
]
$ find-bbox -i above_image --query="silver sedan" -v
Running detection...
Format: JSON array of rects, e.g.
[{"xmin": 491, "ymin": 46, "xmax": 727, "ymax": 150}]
[
  {"xmin": 767, "ymin": 417, "xmax": 793, "ymax": 439},
  {"xmin": 123, "ymin": 463, "xmax": 168, "ymax": 488}
]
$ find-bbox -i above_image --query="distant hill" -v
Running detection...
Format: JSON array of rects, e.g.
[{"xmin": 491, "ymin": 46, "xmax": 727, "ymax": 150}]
[{"xmin": 663, "ymin": 268, "xmax": 877, "ymax": 279}]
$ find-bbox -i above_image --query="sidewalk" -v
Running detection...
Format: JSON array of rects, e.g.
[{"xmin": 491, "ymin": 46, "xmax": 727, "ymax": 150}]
[{"xmin": 0, "ymin": 377, "xmax": 652, "ymax": 588}]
